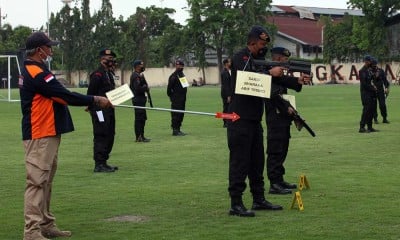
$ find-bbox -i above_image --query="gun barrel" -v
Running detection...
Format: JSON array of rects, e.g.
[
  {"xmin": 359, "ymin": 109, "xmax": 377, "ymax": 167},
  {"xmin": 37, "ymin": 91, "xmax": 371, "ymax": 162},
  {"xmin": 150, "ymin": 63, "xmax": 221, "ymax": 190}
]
[{"xmin": 253, "ymin": 59, "xmax": 311, "ymax": 75}]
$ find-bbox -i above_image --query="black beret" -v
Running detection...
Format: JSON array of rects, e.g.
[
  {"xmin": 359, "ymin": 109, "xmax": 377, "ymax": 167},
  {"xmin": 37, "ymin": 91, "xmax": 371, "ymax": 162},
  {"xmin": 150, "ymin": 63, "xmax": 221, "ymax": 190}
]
[
  {"xmin": 248, "ymin": 25, "xmax": 270, "ymax": 42},
  {"xmin": 26, "ymin": 32, "xmax": 59, "ymax": 50},
  {"xmin": 133, "ymin": 60, "xmax": 143, "ymax": 67},
  {"xmin": 363, "ymin": 55, "xmax": 372, "ymax": 62},
  {"xmin": 271, "ymin": 47, "xmax": 291, "ymax": 57},
  {"xmin": 175, "ymin": 60, "xmax": 185, "ymax": 66},
  {"xmin": 99, "ymin": 48, "xmax": 116, "ymax": 57}
]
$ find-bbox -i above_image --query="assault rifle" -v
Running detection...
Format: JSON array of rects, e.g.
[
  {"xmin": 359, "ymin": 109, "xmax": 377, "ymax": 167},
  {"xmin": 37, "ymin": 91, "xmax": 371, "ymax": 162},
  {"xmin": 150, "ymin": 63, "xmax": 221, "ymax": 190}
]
[
  {"xmin": 292, "ymin": 109, "xmax": 316, "ymax": 137},
  {"xmin": 253, "ymin": 59, "xmax": 312, "ymax": 75},
  {"xmin": 273, "ymin": 94, "xmax": 315, "ymax": 137},
  {"xmin": 146, "ymin": 90, "xmax": 154, "ymax": 108}
]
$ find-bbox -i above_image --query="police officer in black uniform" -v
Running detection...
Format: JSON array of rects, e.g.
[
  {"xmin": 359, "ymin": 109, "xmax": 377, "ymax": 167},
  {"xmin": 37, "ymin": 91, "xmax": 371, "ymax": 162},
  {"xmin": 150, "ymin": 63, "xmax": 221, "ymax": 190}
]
[
  {"xmin": 359, "ymin": 55, "xmax": 378, "ymax": 133},
  {"xmin": 221, "ymin": 58, "xmax": 232, "ymax": 128},
  {"xmin": 227, "ymin": 26, "xmax": 286, "ymax": 217},
  {"xmin": 130, "ymin": 60, "xmax": 151, "ymax": 142},
  {"xmin": 87, "ymin": 48, "xmax": 118, "ymax": 172},
  {"xmin": 167, "ymin": 60, "xmax": 187, "ymax": 136},
  {"xmin": 266, "ymin": 47, "xmax": 308, "ymax": 195},
  {"xmin": 371, "ymin": 58, "xmax": 390, "ymax": 124}
]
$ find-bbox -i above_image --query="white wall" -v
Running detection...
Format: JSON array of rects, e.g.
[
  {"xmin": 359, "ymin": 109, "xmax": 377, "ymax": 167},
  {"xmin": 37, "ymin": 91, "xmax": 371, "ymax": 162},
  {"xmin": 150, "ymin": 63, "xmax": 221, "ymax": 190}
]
[{"xmin": 63, "ymin": 62, "xmax": 400, "ymax": 87}]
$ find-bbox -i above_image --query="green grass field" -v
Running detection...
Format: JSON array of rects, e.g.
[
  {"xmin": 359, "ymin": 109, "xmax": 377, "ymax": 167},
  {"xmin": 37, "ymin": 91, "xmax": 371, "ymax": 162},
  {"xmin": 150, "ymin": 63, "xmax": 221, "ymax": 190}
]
[{"xmin": 1, "ymin": 85, "xmax": 399, "ymax": 240}]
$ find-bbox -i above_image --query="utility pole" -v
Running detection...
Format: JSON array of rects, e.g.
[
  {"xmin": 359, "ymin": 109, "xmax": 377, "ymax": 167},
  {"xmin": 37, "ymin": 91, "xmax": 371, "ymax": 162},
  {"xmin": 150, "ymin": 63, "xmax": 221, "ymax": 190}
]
[
  {"xmin": 46, "ymin": 0, "xmax": 50, "ymax": 37},
  {"xmin": 0, "ymin": 7, "xmax": 7, "ymax": 27}
]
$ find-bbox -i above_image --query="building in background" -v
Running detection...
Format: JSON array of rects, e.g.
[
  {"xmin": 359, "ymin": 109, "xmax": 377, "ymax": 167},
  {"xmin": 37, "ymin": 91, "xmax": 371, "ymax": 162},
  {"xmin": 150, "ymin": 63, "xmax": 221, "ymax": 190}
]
[{"xmin": 268, "ymin": 5, "xmax": 364, "ymax": 59}]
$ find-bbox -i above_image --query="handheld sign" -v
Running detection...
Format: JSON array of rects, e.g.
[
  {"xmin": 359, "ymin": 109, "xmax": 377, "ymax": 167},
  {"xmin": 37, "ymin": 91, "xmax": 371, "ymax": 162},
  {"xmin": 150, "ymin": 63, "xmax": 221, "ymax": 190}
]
[
  {"xmin": 106, "ymin": 84, "xmax": 134, "ymax": 105},
  {"xmin": 235, "ymin": 71, "xmax": 271, "ymax": 98}
]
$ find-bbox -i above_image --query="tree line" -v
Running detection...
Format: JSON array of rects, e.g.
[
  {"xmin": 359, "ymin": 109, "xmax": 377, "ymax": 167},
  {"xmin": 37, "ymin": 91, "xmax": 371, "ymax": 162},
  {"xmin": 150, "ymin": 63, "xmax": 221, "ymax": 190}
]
[{"xmin": 0, "ymin": 0, "xmax": 399, "ymax": 83}]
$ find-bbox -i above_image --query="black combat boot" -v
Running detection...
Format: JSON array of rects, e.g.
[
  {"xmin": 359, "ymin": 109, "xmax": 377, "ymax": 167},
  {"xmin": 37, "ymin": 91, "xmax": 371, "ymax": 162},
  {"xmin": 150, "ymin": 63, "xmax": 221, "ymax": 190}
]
[
  {"xmin": 229, "ymin": 197, "xmax": 255, "ymax": 217},
  {"xmin": 172, "ymin": 128, "xmax": 186, "ymax": 136},
  {"xmin": 252, "ymin": 195, "xmax": 283, "ymax": 211}
]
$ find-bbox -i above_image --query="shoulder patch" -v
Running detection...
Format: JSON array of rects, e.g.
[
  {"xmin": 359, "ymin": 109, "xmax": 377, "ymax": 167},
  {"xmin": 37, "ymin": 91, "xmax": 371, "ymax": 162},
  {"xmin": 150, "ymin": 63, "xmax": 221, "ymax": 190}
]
[
  {"xmin": 26, "ymin": 65, "xmax": 44, "ymax": 78},
  {"xmin": 18, "ymin": 75, "xmax": 24, "ymax": 88}
]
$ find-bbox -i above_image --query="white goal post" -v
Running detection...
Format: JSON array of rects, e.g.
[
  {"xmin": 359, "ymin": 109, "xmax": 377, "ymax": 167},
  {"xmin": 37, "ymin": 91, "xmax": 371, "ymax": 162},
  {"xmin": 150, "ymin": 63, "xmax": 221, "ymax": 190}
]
[{"xmin": 0, "ymin": 54, "xmax": 21, "ymax": 102}]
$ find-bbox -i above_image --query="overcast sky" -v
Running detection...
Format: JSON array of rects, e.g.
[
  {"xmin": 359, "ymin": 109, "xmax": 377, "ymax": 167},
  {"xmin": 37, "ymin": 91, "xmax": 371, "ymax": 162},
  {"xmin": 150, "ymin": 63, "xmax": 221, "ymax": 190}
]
[{"xmin": 0, "ymin": 0, "xmax": 350, "ymax": 30}]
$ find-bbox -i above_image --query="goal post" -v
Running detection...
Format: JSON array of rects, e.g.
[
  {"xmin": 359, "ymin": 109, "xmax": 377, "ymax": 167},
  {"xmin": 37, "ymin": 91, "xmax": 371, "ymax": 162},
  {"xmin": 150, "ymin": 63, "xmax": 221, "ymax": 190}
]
[{"xmin": 0, "ymin": 55, "xmax": 21, "ymax": 102}]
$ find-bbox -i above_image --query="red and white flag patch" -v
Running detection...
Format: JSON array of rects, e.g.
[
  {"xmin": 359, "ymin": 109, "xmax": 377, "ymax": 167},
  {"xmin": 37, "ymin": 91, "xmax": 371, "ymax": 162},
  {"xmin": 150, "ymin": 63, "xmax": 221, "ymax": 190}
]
[{"xmin": 44, "ymin": 74, "xmax": 54, "ymax": 83}]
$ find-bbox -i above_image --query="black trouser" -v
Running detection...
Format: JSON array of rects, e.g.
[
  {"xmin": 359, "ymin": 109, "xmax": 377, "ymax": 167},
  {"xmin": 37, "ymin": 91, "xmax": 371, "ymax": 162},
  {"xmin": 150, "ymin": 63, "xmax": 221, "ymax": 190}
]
[
  {"xmin": 373, "ymin": 90, "xmax": 387, "ymax": 120},
  {"xmin": 133, "ymin": 97, "xmax": 147, "ymax": 138},
  {"xmin": 171, "ymin": 99, "xmax": 186, "ymax": 130},
  {"xmin": 360, "ymin": 92, "xmax": 376, "ymax": 129},
  {"xmin": 222, "ymin": 98, "xmax": 229, "ymax": 125},
  {"xmin": 90, "ymin": 108, "xmax": 115, "ymax": 166},
  {"xmin": 266, "ymin": 126, "xmax": 290, "ymax": 184},
  {"xmin": 227, "ymin": 120, "xmax": 265, "ymax": 199}
]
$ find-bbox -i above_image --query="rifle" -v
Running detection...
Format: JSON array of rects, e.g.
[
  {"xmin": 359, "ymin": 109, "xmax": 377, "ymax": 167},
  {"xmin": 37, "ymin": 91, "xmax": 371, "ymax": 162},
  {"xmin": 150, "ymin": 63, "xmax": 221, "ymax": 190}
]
[
  {"xmin": 279, "ymin": 96, "xmax": 315, "ymax": 137},
  {"xmin": 146, "ymin": 90, "xmax": 154, "ymax": 108},
  {"xmin": 292, "ymin": 110, "xmax": 316, "ymax": 137},
  {"xmin": 253, "ymin": 59, "xmax": 312, "ymax": 75}
]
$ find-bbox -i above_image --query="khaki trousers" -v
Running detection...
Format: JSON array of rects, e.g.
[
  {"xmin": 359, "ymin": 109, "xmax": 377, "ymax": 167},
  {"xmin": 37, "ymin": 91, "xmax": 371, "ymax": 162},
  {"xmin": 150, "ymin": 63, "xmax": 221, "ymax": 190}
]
[{"xmin": 23, "ymin": 135, "xmax": 61, "ymax": 237}]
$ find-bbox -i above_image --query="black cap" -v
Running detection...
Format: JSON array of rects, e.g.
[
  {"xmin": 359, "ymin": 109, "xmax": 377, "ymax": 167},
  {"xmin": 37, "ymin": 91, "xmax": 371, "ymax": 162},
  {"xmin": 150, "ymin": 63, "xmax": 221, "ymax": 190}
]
[
  {"xmin": 133, "ymin": 60, "xmax": 143, "ymax": 67},
  {"xmin": 25, "ymin": 32, "xmax": 59, "ymax": 50},
  {"xmin": 99, "ymin": 48, "xmax": 116, "ymax": 57},
  {"xmin": 248, "ymin": 25, "xmax": 270, "ymax": 42},
  {"xmin": 364, "ymin": 55, "xmax": 372, "ymax": 62},
  {"xmin": 175, "ymin": 60, "xmax": 185, "ymax": 66},
  {"xmin": 271, "ymin": 47, "xmax": 291, "ymax": 57}
]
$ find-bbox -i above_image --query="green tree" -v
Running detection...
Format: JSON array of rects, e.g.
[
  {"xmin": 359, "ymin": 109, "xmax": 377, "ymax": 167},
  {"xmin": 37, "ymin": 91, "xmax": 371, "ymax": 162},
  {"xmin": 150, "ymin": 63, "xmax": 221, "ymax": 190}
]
[
  {"xmin": 348, "ymin": 0, "xmax": 400, "ymax": 59},
  {"xmin": 0, "ymin": 25, "xmax": 31, "ymax": 52},
  {"xmin": 92, "ymin": 0, "xmax": 118, "ymax": 59},
  {"xmin": 321, "ymin": 14, "xmax": 362, "ymax": 63},
  {"xmin": 118, "ymin": 6, "xmax": 183, "ymax": 69},
  {"xmin": 186, "ymin": 0, "xmax": 271, "ymax": 83}
]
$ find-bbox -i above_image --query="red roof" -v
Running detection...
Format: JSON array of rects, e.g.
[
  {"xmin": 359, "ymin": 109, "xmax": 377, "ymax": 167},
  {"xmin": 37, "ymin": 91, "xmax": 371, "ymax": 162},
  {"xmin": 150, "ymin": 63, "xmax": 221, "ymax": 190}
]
[{"xmin": 268, "ymin": 15, "xmax": 323, "ymax": 46}]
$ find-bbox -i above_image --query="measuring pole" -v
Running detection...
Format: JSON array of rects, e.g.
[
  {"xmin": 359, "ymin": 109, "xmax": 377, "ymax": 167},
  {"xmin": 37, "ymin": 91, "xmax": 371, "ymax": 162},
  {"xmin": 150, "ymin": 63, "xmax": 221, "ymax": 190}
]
[{"xmin": 116, "ymin": 104, "xmax": 240, "ymax": 121}]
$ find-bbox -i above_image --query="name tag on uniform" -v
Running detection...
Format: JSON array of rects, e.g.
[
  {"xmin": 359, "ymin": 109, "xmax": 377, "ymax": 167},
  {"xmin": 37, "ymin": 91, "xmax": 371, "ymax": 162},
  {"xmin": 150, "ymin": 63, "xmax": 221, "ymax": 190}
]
[
  {"xmin": 235, "ymin": 71, "xmax": 271, "ymax": 98},
  {"xmin": 179, "ymin": 77, "xmax": 189, "ymax": 88},
  {"xmin": 96, "ymin": 110, "xmax": 105, "ymax": 122}
]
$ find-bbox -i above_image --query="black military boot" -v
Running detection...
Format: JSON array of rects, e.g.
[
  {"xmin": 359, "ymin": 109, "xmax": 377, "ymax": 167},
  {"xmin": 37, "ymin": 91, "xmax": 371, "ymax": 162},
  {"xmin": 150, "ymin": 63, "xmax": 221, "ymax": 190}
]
[
  {"xmin": 269, "ymin": 183, "xmax": 292, "ymax": 195},
  {"xmin": 136, "ymin": 135, "xmax": 150, "ymax": 142},
  {"xmin": 252, "ymin": 195, "xmax": 283, "ymax": 210},
  {"xmin": 229, "ymin": 197, "xmax": 255, "ymax": 217},
  {"xmin": 383, "ymin": 118, "xmax": 390, "ymax": 124},
  {"xmin": 94, "ymin": 163, "xmax": 115, "ymax": 173},
  {"xmin": 172, "ymin": 128, "xmax": 186, "ymax": 136}
]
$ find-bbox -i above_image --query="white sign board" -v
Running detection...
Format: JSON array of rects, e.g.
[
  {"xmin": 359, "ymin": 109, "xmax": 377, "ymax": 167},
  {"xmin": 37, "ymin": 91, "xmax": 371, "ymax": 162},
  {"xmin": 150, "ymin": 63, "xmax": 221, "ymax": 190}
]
[
  {"xmin": 179, "ymin": 76, "xmax": 189, "ymax": 88},
  {"xmin": 234, "ymin": 71, "xmax": 271, "ymax": 98},
  {"xmin": 106, "ymin": 83, "xmax": 134, "ymax": 105}
]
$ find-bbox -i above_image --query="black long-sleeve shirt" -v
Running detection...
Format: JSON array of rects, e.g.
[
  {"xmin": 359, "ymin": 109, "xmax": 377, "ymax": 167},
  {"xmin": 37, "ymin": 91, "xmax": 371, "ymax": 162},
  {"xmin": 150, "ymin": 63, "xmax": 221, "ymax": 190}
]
[
  {"xmin": 20, "ymin": 60, "xmax": 94, "ymax": 140},
  {"xmin": 221, "ymin": 68, "xmax": 232, "ymax": 99},
  {"xmin": 130, "ymin": 71, "xmax": 149, "ymax": 98},
  {"xmin": 229, "ymin": 47, "xmax": 265, "ymax": 121},
  {"xmin": 167, "ymin": 70, "xmax": 187, "ymax": 102}
]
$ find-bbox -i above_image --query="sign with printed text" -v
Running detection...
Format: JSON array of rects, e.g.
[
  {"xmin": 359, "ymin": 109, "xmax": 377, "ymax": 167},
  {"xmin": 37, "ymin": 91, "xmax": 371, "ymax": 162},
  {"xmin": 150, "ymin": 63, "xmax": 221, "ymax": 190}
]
[
  {"xmin": 106, "ymin": 83, "xmax": 134, "ymax": 105},
  {"xmin": 179, "ymin": 76, "xmax": 189, "ymax": 88},
  {"xmin": 235, "ymin": 71, "xmax": 271, "ymax": 98}
]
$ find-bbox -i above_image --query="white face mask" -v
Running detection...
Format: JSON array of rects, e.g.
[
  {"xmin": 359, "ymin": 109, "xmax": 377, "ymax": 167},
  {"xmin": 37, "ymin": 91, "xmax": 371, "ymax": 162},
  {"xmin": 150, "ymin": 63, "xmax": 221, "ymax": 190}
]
[{"xmin": 39, "ymin": 48, "xmax": 52, "ymax": 63}]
